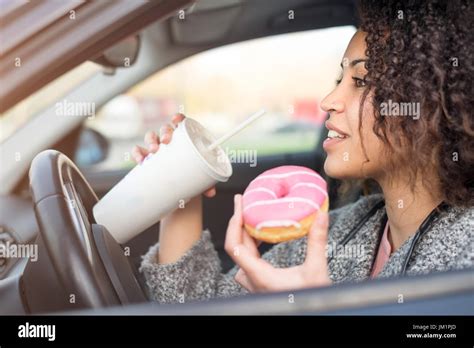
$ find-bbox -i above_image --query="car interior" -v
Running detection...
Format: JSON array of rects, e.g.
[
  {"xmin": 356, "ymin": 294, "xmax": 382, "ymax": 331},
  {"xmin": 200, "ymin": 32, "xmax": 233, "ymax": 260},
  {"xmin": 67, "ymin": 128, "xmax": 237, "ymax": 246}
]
[{"xmin": 0, "ymin": 0, "xmax": 472, "ymax": 315}]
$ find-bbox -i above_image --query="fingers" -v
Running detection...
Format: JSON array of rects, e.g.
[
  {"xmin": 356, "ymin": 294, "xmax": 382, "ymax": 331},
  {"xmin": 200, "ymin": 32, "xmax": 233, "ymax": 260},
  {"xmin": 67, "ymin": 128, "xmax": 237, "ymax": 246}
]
[
  {"xmin": 304, "ymin": 212, "xmax": 329, "ymax": 274},
  {"xmin": 230, "ymin": 244, "xmax": 272, "ymax": 281},
  {"xmin": 160, "ymin": 113, "xmax": 186, "ymax": 144},
  {"xmin": 132, "ymin": 145, "xmax": 149, "ymax": 163},
  {"xmin": 242, "ymin": 227, "xmax": 260, "ymax": 258},
  {"xmin": 133, "ymin": 114, "xmax": 186, "ymax": 163},
  {"xmin": 224, "ymin": 195, "xmax": 257, "ymax": 270},
  {"xmin": 225, "ymin": 194, "xmax": 260, "ymax": 258},
  {"xmin": 234, "ymin": 193, "xmax": 260, "ymax": 256},
  {"xmin": 144, "ymin": 130, "xmax": 159, "ymax": 149},
  {"xmin": 232, "ymin": 193, "xmax": 260, "ymax": 257},
  {"xmin": 171, "ymin": 113, "xmax": 186, "ymax": 127},
  {"xmin": 228, "ymin": 197, "xmax": 328, "ymax": 293},
  {"xmin": 233, "ymin": 194, "xmax": 243, "ymax": 224},
  {"xmin": 203, "ymin": 187, "xmax": 216, "ymax": 198},
  {"xmin": 224, "ymin": 195, "xmax": 244, "ymax": 252},
  {"xmin": 144, "ymin": 131, "xmax": 159, "ymax": 154},
  {"xmin": 224, "ymin": 195, "xmax": 272, "ymax": 281},
  {"xmin": 159, "ymin": 124, "xmax": 174, "ymax": 144}
]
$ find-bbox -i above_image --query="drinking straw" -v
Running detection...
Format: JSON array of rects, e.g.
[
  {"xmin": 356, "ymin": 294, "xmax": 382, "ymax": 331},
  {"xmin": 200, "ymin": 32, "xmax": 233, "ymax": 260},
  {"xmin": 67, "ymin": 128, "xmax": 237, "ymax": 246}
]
[{"xmin": 207, "ymin": 109, "xmax": 266, "ymax": 151}]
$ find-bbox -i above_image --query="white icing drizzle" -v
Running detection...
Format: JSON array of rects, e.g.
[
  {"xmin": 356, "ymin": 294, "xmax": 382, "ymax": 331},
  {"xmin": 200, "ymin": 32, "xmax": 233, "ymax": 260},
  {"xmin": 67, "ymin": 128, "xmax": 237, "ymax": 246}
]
[
  {"xmin": 255, "ymin": 220, "xmax": 302, "ymax": 231},
  {"xmin": 290, "ymin": 182, "xmax": 328, "ymax": 197},
  {"xmin": 243, "ymin": 197, "xmax": 320, "ymax": 212},
  {"xmin": 243, "ymin": 187, "xmax": 277, "ymax": 199},
  {"xmin": 251, "ymin": 170, "xmax": 324, "ymax": 183}
]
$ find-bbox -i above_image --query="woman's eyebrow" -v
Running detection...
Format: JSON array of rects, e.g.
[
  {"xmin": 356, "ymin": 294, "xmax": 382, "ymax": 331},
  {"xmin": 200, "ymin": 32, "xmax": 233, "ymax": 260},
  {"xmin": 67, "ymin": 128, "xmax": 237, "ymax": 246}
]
[{"xmin": 340, "ymin": 58, "xmax": 368, "ymax": 68}]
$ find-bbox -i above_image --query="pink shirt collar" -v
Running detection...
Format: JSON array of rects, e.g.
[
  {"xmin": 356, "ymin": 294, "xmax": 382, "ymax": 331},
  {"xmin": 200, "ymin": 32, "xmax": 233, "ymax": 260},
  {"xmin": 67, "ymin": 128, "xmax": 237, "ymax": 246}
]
[{"xmin": 370, "ymin": 221, "xmax": 392, "ymax": 278}]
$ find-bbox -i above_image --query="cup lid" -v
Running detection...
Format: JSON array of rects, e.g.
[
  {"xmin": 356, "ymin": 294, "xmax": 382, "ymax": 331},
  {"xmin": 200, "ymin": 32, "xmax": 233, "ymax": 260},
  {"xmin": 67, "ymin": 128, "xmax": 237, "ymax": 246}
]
[{"xmin": 182, "ymin": 118, "xmax": 233, "ymax": 182}]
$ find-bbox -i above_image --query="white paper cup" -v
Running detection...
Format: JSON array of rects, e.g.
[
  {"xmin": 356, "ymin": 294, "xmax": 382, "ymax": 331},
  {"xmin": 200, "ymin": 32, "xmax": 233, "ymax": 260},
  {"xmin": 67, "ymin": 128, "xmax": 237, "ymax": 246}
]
[{"xmin": 93, "ymin": 118, "xmax": 233, "ymax": 244}]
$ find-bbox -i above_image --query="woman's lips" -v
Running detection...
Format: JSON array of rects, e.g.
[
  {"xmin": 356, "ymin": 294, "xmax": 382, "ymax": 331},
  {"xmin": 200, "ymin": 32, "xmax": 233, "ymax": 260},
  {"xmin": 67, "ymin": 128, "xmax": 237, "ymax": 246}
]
[
  {"xmin": 323, "ymin": 136, "xmax": 347, "ymax": 150},
  {"xmin": 325, "ymin": 121, "xmax": 350, "ymax": 137},
  {"xmin": 324, "ymin": 121, "xmax": 350, "ymax": 150}
]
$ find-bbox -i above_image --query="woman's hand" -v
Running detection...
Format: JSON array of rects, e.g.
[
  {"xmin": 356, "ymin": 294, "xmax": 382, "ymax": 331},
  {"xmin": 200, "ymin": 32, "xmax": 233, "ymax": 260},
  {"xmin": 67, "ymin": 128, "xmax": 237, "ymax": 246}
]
[
  {"xmin": 225, "ymin": 194, "xmax": 332, "ymax": 293},
  {"xmin": 131, "ymin": 113, "xmax": 215, "ymax": 198}
]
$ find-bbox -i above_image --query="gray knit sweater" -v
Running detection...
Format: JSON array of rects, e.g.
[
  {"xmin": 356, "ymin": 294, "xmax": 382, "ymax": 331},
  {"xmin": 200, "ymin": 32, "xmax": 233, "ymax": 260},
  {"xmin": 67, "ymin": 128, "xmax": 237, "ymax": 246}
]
[{"xmin": 139, "ymin": 194, "xmax": 474, "ymax": 303}]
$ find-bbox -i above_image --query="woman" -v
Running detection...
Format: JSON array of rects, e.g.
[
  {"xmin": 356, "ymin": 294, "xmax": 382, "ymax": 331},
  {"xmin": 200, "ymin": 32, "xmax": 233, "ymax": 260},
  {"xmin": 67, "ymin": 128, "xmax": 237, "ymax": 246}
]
[{"xmin": 132, "ymin": 0, "xmax": 473, "ymax": 303}]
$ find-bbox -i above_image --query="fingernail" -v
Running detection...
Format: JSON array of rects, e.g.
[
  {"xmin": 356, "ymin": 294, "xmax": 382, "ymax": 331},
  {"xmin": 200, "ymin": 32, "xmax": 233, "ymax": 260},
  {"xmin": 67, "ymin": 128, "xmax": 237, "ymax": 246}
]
[{"xmin": 234, "ymin": 194, "xmax": 242, "ymax": 206}]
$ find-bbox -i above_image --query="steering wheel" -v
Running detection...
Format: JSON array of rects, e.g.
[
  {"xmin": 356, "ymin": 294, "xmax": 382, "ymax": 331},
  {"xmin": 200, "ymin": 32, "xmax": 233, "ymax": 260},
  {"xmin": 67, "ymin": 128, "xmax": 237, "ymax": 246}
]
[{"xmin": 22, "ymin": 150, "xmax": 146, "ymax": 313}]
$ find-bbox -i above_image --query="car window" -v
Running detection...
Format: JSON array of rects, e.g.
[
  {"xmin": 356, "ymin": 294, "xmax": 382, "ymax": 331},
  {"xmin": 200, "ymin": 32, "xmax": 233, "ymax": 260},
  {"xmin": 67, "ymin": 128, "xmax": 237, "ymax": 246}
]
[
  {"xmin": 84, "ymin": 26, "xmax": 356, "ymax": 171},
  {"xmin": 0, "ymin": 61, "xmax": 101, "ymax": 143}
]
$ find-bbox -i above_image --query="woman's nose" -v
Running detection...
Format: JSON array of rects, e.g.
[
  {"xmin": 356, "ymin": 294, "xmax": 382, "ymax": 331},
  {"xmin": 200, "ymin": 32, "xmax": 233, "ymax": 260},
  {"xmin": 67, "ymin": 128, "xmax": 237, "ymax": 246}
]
[{"xmin": 321, "ymin": 91, "xmax": 344, "ymax": 114}]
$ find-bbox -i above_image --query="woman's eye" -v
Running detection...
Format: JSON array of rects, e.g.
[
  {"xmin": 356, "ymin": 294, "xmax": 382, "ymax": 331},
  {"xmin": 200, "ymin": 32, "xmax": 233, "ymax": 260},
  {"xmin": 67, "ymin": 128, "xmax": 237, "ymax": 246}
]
[
  {"xmin": 352, "ymin": 77, "xmax": 367, "ymax": 88},
  {"xmin": 335, "ymin": 78, "xmax": 342, "ymax": 85}
]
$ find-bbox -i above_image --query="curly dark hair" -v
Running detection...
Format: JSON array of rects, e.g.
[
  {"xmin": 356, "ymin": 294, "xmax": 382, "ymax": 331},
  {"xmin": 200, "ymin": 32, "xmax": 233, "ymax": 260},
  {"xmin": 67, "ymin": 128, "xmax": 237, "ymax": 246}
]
[{"xmin": 355, "ymin": 0, "xmax": 473, "ymax": 207}]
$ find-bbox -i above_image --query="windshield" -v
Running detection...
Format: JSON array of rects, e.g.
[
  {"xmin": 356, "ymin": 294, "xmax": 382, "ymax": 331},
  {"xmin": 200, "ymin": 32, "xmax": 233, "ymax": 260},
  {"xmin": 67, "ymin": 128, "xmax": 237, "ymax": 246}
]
[{"xmin": 0, "ymin": 61, "xmax": 102, "ymax": 143}]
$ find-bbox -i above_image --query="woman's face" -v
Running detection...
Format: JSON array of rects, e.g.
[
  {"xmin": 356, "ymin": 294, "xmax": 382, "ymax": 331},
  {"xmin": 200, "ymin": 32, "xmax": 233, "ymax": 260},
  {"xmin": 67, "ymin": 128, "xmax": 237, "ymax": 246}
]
[{"xmin": 321, "ymin": 31, "xmax": 386, "ymax": 180}]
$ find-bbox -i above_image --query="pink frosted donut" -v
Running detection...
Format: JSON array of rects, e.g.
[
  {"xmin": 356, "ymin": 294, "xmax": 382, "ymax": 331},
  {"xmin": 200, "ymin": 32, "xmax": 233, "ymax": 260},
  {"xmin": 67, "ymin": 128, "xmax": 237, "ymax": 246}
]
[{"xmin": 242, "ymin": 165, "xmax": 329, "ymax": 243}]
